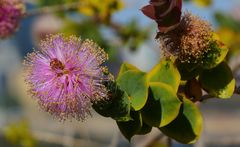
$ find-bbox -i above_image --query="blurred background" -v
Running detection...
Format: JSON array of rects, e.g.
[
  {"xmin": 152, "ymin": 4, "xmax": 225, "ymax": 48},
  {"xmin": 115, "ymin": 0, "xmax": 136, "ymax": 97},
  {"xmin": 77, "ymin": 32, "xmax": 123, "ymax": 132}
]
[{"xmin": 0, "ymin": 0, "xmax": 240, "ymax": 146}]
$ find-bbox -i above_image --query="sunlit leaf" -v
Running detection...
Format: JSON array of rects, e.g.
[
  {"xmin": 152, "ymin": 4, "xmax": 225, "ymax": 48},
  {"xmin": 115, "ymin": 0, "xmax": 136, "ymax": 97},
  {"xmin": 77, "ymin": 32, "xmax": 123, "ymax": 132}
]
[
  {"xmin": 78, "ymin": 0, "xmax": 124, "ymax": 22},
  {"xmin": 117, "ymin": 62, "xmax": 139, "ymax": 79},
  {"xmin": 199, "ymin": 62, "xmax": 235, "ymax": 99},
  {"xmin": 160, "ymin": 96, "xmax": 203, "ymax": 144},
  {"xmin": 148, "ymin": 58, "xmax": 180, "ymax": 92},
  {"xmin": 193, "ymin": 0, "xmax": 212, "ymax": 7},
  {"xmin": 142, "ymin": 82, "xmax": 181, "ymax": 127},
  {"xmin": 202, "ymin": 40, "xmax": 228, "ymax": 69},
  {"xmin": 117, "ymin": 70, "xmax": 148, "ymax": 111}
]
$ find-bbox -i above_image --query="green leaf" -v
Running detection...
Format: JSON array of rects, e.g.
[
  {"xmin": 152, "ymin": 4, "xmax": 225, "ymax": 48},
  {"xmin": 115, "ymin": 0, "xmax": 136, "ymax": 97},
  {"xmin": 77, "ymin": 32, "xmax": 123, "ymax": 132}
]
[
  {"xmin": 148, "ymin": 59, "xmax": 180, "ymax": 92},
  {"xmin": 117, "ymin": 63, "xmax": 139, "ymax": 79},
  {"xmin": 176, "ymin": 60, "xmax": 202, "ymax": 81},
  {"xmin": 202, "ymin": 40, "xmax": 228, "ymax": 69},
  {"xmin": 92, "ymin": 81, "xmax": 131, "ymax": 121},
  {"xmin": 199, "ymin": 62, "xmax": 235, "ymax": 99},
  {"xmin": 215, "ymin": 12, "xmax": 240, "ymax": 32},
  {"xmin": 117, "ymin": 70, "xmax": 148, "ymax": 111},
  {"xmin": 142, "ymin": 82, "xmax": 181, "ymax": 127},
  {"xmin": 160, "ymin": 97, "xmax": 203, "ymax": 144},
  {"xmin": 117, "ymin": 111, "xmax": 142, "ymax": 141}
]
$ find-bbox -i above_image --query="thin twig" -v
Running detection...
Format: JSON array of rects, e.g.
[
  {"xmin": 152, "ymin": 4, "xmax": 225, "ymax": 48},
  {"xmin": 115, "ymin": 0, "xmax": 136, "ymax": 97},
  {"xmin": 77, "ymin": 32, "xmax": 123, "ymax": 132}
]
[
  {"xmin": 24, "ymin": 2, "xmax": 123, "ymax": 34},
  {"xmin": 200, "ymin": 94, "xmax": 216, "ymax": 102},
  {"xmin": 167, "ymin": 137, "xmax": 172, "ymax": 147},
  {"xmin": 145, "ymin": 133, "xmax": 165, "ymax": 147}
]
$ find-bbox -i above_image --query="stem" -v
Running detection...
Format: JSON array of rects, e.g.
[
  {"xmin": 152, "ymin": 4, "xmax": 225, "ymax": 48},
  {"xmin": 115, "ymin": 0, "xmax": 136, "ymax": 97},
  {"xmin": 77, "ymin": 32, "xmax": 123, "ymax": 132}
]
[
  {"xmin": 25, "ymin": 2, "xmax": 87, "ymax": 17},
  {"xmin": 200, "ymin": 94, "xmax": 216, "ymax": 102},
  {"xmin": 167, "ymin": 137, "xmax": 172, "ymax": 147},
  {"xmin": 145, "ymin": 133, "xmax": 165, "ymax": 147}
]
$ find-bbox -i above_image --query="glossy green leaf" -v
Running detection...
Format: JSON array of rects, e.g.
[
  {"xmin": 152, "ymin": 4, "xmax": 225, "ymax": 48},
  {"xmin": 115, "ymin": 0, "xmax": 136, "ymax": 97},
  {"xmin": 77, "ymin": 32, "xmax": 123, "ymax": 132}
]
[
  {"xmin": 202, "ymin": 40, "xmax": 228, "ymax": 69},
  {"xmin": 199, "ymin": 62, "xmax": 235, "ymax": 99},
  {"xmin": 160, "ymin": 97, "xmax": 203, "ymax": 144},
  {"xmin": 148, "ymin": 59, "xmax": 180, "ymax": 92},
  {"xmin": 92, "ymin": 81, "xmax": 131, "ymax": 121},
  {"xmin": 117, "ymin": 62, "xmax": 139, "ymax": 78},
  {"xmin": 117, "ymin": 70, "xmax": 148, "ymax": 111},
  {"xmin": 142, "ymin": 82, "xmax": 181, "ymax": 127},
  {"xmin": 117, "ymin": 111, "xmax": 142, "ymax": 141}
]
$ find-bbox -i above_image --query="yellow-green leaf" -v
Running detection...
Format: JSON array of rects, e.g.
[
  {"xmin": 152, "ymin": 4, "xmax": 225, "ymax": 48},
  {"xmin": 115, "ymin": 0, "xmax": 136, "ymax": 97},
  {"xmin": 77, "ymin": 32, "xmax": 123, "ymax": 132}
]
[
  {"xmin": 199, "ymin": 62, "xmax": 235, "ymax": 99},
  {"xmin": 193, "ymin": 0, "xmax": 212, "ymax": 7},
  {"xmin": 142, "ymin": 82, "xmax": 181, "ymax": 127},
  {"xmin": 148, "ymin": 59, "xmax": 180, "ymax": 92},
  {"xmin": 117, "ymin": 70, "xmax": 148, "ymax": 110},
  {"xmin": 117, "ymin": 62, "xmax": 139, "ymax": 79},
  {"xmin": 160, "ymin": 97, "xmax": 203, "ymax": 144},
  {"xmin": 202, "ymin": 40, "xmax": 228, "ymax": 69}
]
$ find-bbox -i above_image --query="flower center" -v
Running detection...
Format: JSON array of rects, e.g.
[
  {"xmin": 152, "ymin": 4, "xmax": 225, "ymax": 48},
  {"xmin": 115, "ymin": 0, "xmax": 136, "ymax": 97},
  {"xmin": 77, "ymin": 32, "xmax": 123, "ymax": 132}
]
[{"xmin": 50, "ymin": 58, "xmax": 65, "ymax": 71}]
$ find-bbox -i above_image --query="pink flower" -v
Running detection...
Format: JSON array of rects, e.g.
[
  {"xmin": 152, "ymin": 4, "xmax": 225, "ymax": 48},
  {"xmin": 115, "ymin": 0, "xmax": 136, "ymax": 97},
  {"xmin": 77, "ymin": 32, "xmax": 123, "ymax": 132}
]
[
  {"xmin": 24, "ymin": 34, "xmax": 109, "ymax": 120},
  {"xmin": 0, "ymin": 0, "xmax": 25, "ymax": 38}
]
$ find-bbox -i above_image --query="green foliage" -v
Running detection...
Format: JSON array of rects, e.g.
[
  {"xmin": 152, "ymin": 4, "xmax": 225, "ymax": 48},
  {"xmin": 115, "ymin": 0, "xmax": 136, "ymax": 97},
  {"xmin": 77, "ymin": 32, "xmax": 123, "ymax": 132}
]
[
  {"xmin": 202, "ymin": 40, "xmax": 228, "ymax": 69},
  {"xmin": 38, "ymin": 0, "xmax": 65, "ymax": 7},
  {"xmin": 117, "ymin": 62, "xmax": 139, "ymax": 78},
  {"xmin": 3, "ymin": 120, "xmax": 37, "ymax": 147},
  {"xmin": 215, "ymin": 12, "xmax": 240, "ymax": 33},
  {"xmin": 142, "ymin": 82, "xmax": 181, "ymax": 127},
  {"xmin": 116, "ymin": 111, "xmax": 142, "ymax": 141},
  {"xmin": 147, "ymin": 58, "xmax": 181, "ymax": 92},
  {"xmin": 118, "ymin": 20, "xmax": 150, "ymax": 51},
  {"xmin": 117, "ymin": 70, "xmax": 148, "ymax": 111},
  {"xmin": 92, "ymin": 81, "xmax": 131, "ymax": 121},
  {"xmin": 160, "ymin": 96, "xmax": 203, "ymax": 144},
  {"xmin": 78, "ymin": 0, "xmax": 124, "ymax": 23},
  {"xmin": 199, "ymin": 62, "xmax": 235, "ymax": 99},
  {"xmin": 192, "ymin": 0, "xmax": 212, "ymax": 7},
  {"xmin": 176, "ymin": 39, "xmax": 229, "ymax": 80}
]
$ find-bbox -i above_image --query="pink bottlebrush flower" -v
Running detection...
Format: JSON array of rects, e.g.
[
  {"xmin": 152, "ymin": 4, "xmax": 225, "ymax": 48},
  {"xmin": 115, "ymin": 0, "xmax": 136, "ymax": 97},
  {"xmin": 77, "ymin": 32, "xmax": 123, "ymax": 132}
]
[
  {"xmin": 0, "ymin": 0, "xmax": 25, "ymax": 38},
  {"xmin": 24, "ymin": 34, "xmax": 109, "ymax": 121}
]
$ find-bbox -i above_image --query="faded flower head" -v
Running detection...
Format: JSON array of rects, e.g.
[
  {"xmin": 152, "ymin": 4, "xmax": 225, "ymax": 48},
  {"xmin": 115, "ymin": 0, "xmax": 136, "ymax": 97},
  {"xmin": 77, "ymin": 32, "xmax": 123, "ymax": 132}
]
[
  {"xmin": 159, "ymin": 12, "xmax": 213, "ymax": 63},
  {"xmin": 0, "ymin": 0, "xmax": 25, "ymax": 38},
  {"xmin": 24, "ymin": 34, "xmax": 110, "ymax": 121}
]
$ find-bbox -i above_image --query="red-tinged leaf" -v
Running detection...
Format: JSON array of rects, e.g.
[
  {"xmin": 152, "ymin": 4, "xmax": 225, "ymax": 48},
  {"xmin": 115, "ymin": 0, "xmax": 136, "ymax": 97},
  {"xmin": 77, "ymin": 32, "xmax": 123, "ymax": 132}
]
[
  {"xmin": 156, "ymin": 7, "xmax": 181, "ymax": 32},
  {"xmin": 141, "ymin": 5, "xmax": 157, "ymax": 20},
  {"xmin": 141, "ymin": 0, "xmax": 182, "ymax": 33}
]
